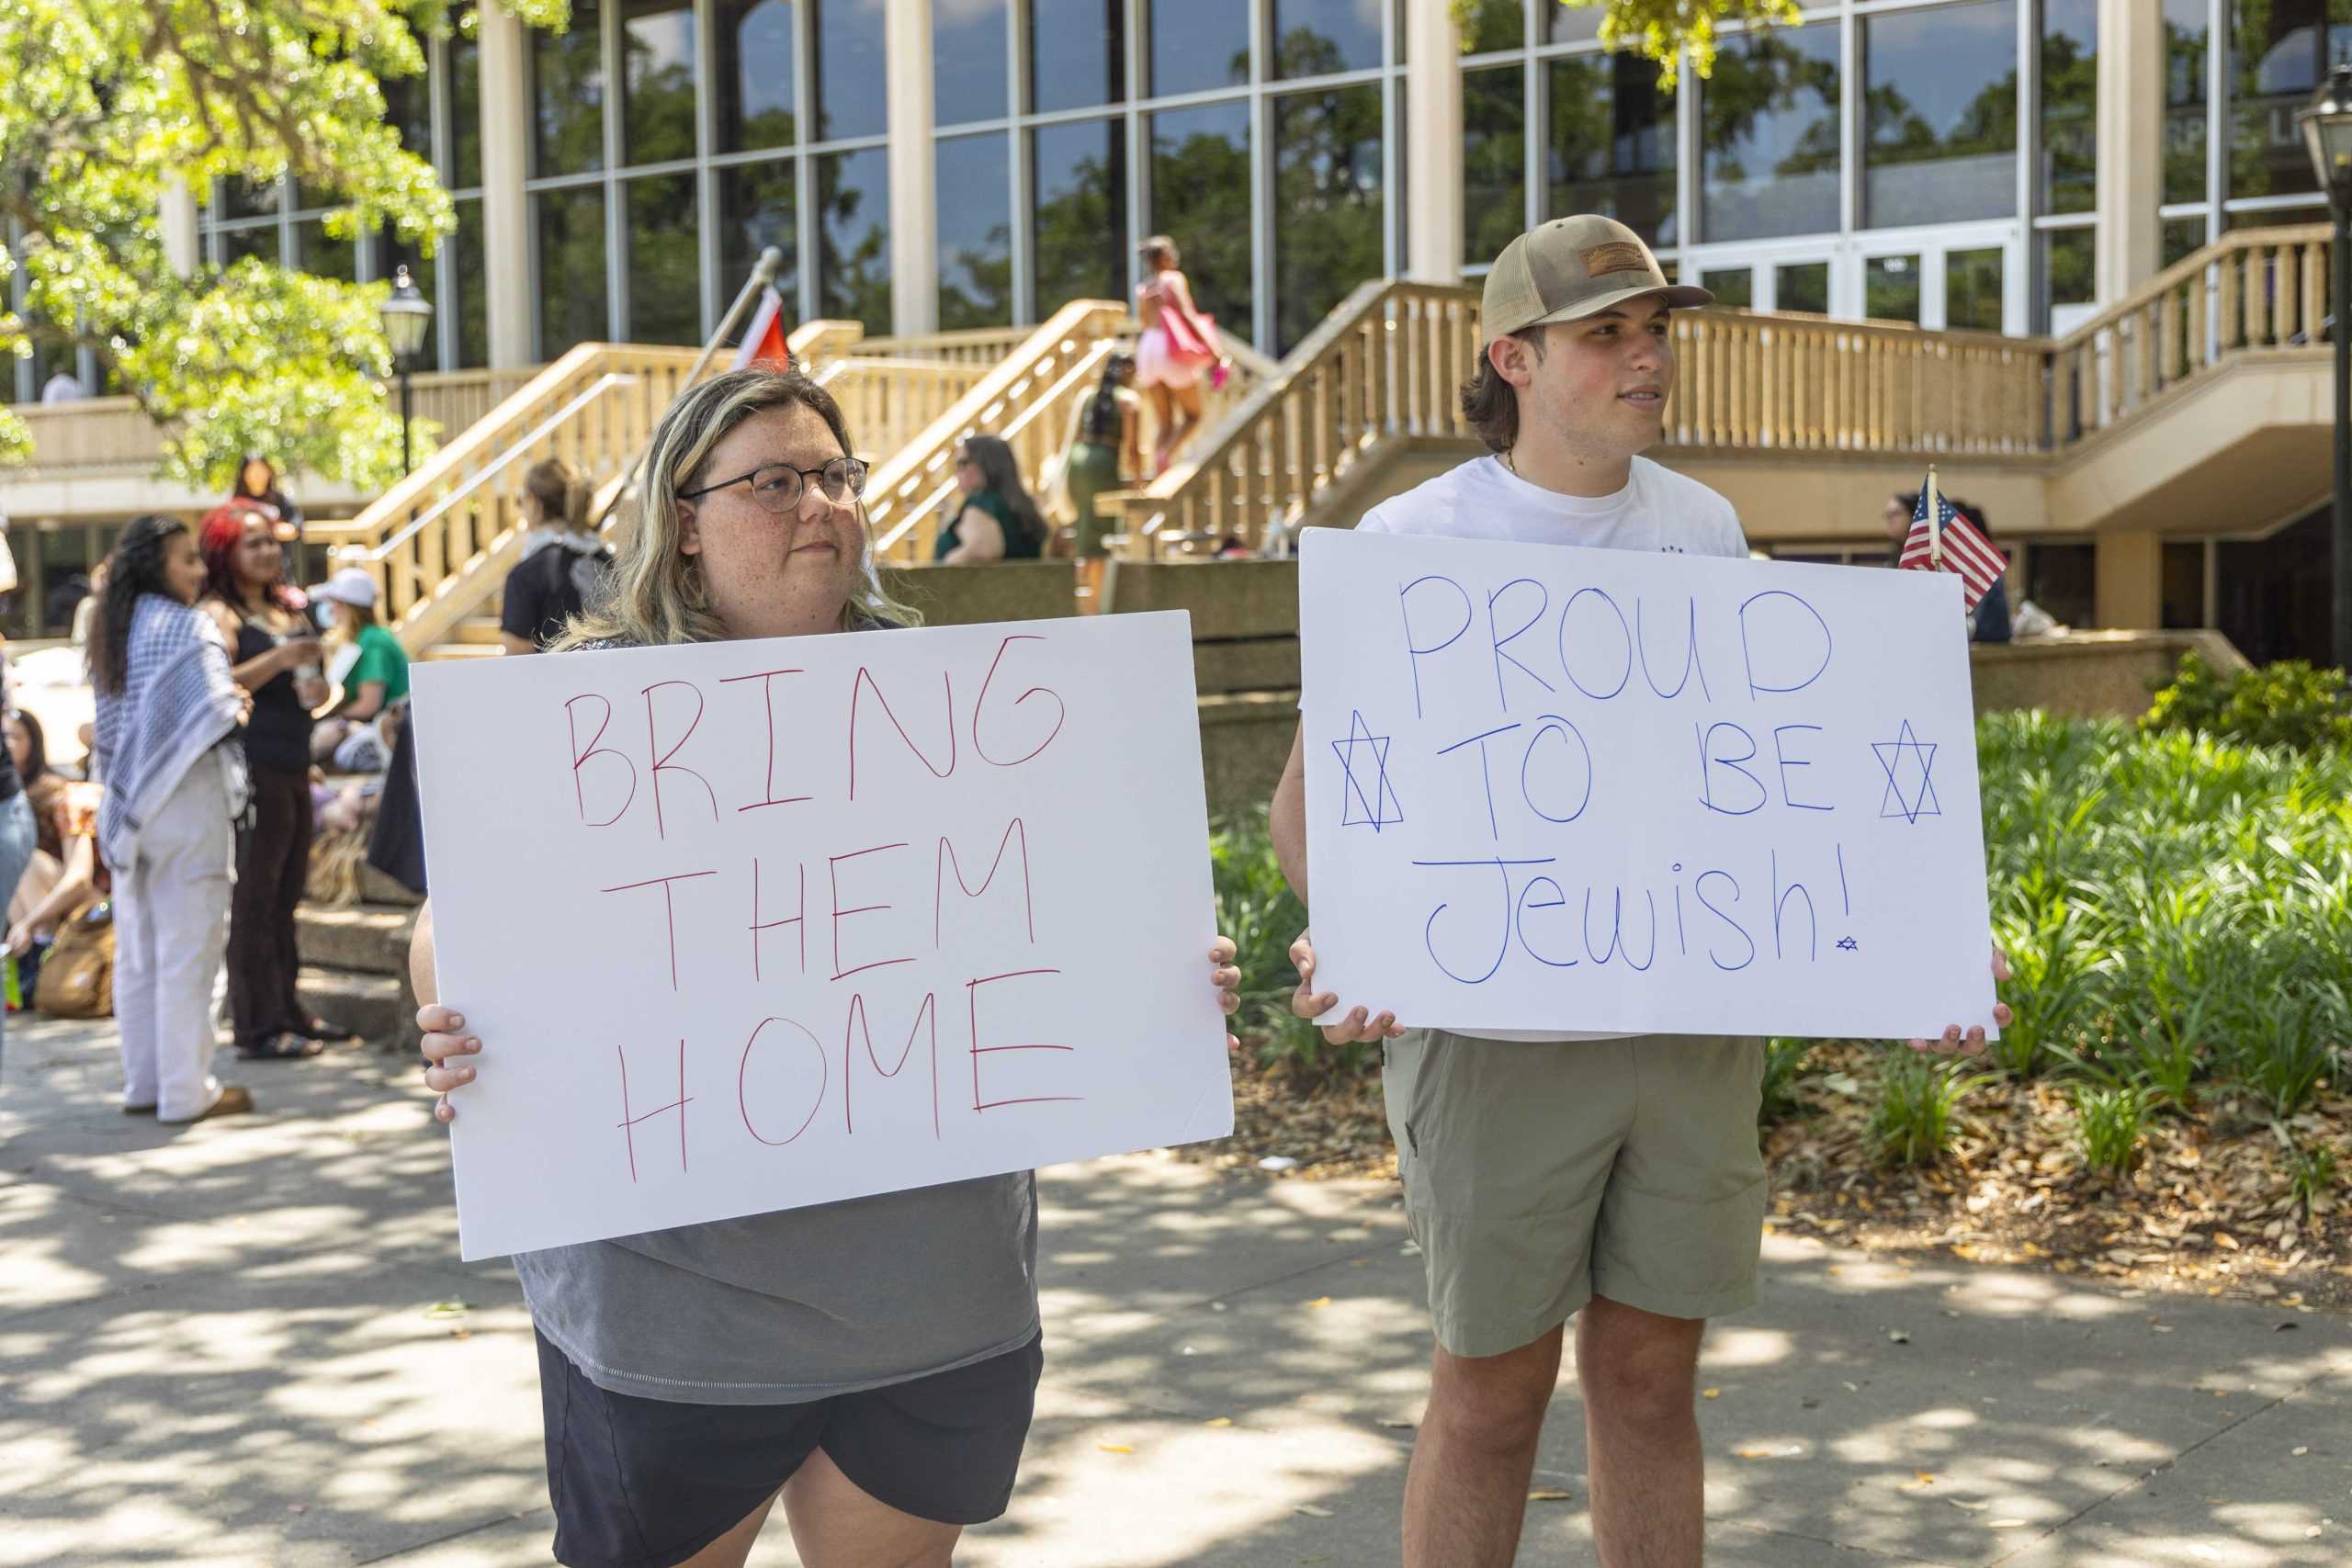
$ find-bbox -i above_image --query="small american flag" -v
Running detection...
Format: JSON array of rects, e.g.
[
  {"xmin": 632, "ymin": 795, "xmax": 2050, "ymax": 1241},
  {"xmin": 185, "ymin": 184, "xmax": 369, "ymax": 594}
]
[{"xmin": 1899, "ymin": 478, "xmax": 2007, "ymax": 614}]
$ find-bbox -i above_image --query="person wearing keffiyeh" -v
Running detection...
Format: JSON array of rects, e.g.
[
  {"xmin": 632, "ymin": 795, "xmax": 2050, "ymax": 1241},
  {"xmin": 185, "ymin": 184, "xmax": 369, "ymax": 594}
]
[{"xmin": 86, "ymin": 515, "xmax": 256, "ymax": 1125}]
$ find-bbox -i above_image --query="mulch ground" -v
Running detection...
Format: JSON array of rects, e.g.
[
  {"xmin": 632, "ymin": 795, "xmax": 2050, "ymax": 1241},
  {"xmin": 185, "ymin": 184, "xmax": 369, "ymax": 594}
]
[{"xmin": 1180, "ymin": 1041, "xmax": 2352, "ymax": 1313}]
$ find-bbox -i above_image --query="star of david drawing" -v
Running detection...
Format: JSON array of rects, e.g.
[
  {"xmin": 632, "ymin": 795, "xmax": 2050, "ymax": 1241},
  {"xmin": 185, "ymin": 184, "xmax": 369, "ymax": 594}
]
[
  {"xmin": 1871, "ymin": 720, "xmax": 1941, "ymax": 824},
  {"xmin": 1331, "ymin": 709, "xmax": 1403, "ymax": 830}
]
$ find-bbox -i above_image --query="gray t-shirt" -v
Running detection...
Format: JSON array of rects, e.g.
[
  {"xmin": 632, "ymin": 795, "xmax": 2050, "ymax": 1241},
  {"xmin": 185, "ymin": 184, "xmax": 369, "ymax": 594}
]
[{"xmin": 512, "ymin": 630, "xmax": 1042, "ymax": 1404}]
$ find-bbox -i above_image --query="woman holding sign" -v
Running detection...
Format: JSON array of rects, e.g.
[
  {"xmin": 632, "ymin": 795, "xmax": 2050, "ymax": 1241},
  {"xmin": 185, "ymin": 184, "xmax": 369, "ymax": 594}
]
[{"xmin": 413, "ymin": 367, "xmax": 1243, "ymax": 1568}]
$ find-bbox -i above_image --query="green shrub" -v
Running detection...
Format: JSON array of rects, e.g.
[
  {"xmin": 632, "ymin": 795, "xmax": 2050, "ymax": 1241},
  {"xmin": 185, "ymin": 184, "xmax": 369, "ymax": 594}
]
[
  {"xmin": 1208, "ymin": 810, "xmax": 1374, "ymax": 1081},
  {"xmin": 1759, "ymin": 1037, "xmax": 1815, "ymax": 1124},
  {"xmin": 1869, "ymin": 1052, "xmax": 1990, "ymax": 1167},
  {"xmin": 2288, "ymin": 1142, "xmax": 2339, "ymax": 1218},
  {"xmin": 2143, "ymin": 651, "xmax": 2352, "ymax": 751},
  {"xmin": 2071, "ymin": 1082, "xmax": 2150, "ymax": 1179}
]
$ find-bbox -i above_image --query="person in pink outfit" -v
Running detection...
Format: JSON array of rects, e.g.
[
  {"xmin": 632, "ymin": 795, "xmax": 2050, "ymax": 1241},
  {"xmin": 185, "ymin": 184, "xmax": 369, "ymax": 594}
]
[{"xmin": 1133, "ymin": 236, "xmax": 1221, "ymax": 475}]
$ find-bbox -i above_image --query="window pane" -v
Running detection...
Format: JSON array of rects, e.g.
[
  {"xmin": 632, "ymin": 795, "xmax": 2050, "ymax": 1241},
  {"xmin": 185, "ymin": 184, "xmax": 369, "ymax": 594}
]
[
  {"xmin": 220, "ymin": 224, "xmax": 281, "ymax": 268},
  {"xmin": 818, "ymin": 146, "xmax": 891, "ymax": 331},
  {"xmin": 624, "ymin": 0, "xmax": 698, "ymax": 165},
  {"xmin": 936, "ymin": 0, "xmax": 1008, "ymax": 124},
  {"xmin": 2041, "ymin": 0, "xmax": 2098, "ymax": 215},
  {"xmin": 717, "ymin": 0, "xmax": 797, "ymax": 152},
  {"xmin": 1031, "ymin": 1, "xmax": 1125, "ymax": 113},
  {"xmin": 379, "ymin": 226, "xmax": 444, "ymax": 372},
  {"xmin": 628, "ymin": 174, "xmax": 702, "ymax": 344},
  {"xmin": 937, "ymin": 131, "xmax": 1013, "ymax": 329},
  {"xmin": 2165, "ymin": 0, "xmax": 2210, "ymax": 204},
  {"xmin": 718, "ymin": 159, "xmax": 801, "ymax": 314},
  {"xmin": 2040, "ymin": 226, "xmax": 2095, "ymax": 319},
  {"xmin": 1272, "ymin": 85, "xmax": 1385, "ymax": 352},
  {"xmin": 2161, "ymin": 539, "xmax": 2206, "ymax": 627},
  {"xmin": 298, "ymin": 217, "xmax": 356, "ymax": 281},
  {"xmin": 1702, "ymin": 267, "xmax": 1753, "ymax": 308},
  {"xmin": 1946, "ymin": 246, "xmax": 2005, "ymax": 331},
  {"xmin": 451, "ymin": 35, "xmax": 482, "ymax": 187},
  {"xmin": 1149, "ymin": 101, "xmax": 1252, "ymax": 335},
  {"xmin": 2163, "ymin": 214, "xmax": 2208, "ymax": 265},
  {"xmin": 2229, "ymin": 1, "xmax": 2352, "ymax": 201},
  {"xmin": 814, "ymin": 0, "xmax": 888, "ymax": 142},
  {"xmin": 1544, "ymin": 3, "xmax": 1600, "ymax": 44},
  {"xmin": 220, "ymin": 178, "xmax": 283, "ymax": 221},
  {"xmin": 535, "ymin": 0, "xmax": 606, "ymax": 175},
  {"xmin": 537, "ymin": 186, "xmax": 611, "ymax": 355},
  {"xmin": 1464, "ymin": 66, "xmax": 1523, "ymax": 267},
  {"xmin": 384, "ymin": 73, "xmax": 433, "ymax": 168},
  {"xmin": 1702, "ymin": 22, "xmax": 1839, "ymax": 243},
  {"xmin": 1775, "ymin": 261, "xmax": 1827, "ymax": 314},
  {"xmin": 1272, "ymin": 0, "xmax": 1383, "ymax": 80},
  {"xmin": 1150, "ymin": 0, "xmax": 1250, "ymax": 95},
  {"xmin": 1032, "ymin": 118, "xmax": 1126, "ymax": 318},
  {"xmin": 455, "ymin": 198, "xmax": 490, "ymax": 367},
  {"xmin": 1863, "ymin": 0, "xmax": 2018, "ymax": 230},
  {"xmin": 1548, "ymin": 51, "xmax": 1676, "ymax": 246},
  {"xmin": 1864, "ymin": 254, "xmax": 1920, "ymax": 323},
  {"xmin": 1463, "ymin": 0, "xmax": 1521, "ymax": 52}
]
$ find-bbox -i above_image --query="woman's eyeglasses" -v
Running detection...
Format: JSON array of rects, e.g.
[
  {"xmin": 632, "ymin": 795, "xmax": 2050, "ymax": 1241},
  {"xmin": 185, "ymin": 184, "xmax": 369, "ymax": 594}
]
[{"xmin": 679, "ymin": 457, "xmax": 869, "ymax": 513}]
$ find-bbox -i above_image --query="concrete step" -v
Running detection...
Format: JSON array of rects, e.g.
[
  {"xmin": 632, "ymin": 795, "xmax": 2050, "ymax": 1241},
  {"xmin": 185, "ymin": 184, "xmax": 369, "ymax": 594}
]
[
  {"xmin": 361, "ymin": 864, "xmax": 424, "ymax": 908},
  {"xmin": 422, "ymin": 642, "xmax": 501, "ymax": 661},
  {"xmin": 451, "ymin": 617, "xmax": 503, "ymax": 645},
  {"xmin": 294, "ymin": 904, "xmax": 416, "ymax": 976},
  {"xmin": 296, "ymin": 966, "xmax": 413, "ymax": 1050}
]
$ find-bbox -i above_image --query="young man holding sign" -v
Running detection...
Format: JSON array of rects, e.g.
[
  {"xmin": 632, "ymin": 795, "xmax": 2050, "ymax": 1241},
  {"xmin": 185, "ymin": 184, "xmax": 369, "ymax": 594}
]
[{"xmin": 1271, "ymin": 217, "xmax": 2010, "ymax": 1568}]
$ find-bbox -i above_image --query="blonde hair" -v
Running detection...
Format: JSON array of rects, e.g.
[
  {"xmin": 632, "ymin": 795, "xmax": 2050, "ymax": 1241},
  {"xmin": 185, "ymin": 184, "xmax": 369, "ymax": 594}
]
[
  {"xmin": 556, "ymin": 368, "xmax": 919, "ymax": 650},
  {"xmin": 1140, "ymin": 234, "xmax": 1181, "ymax": 269},
  {"xmin": 524, "ymin": 457, "xmax": 592, "ymax": 532}
]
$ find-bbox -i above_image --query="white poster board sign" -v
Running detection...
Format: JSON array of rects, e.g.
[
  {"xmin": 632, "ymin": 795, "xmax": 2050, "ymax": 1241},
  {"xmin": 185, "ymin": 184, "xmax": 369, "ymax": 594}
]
[
  {"xmin": 412, "ymin": 612, "xmax": 1232, "ymax": 1260},
  {"xmin": 1299, "ymin": 528, "xmax": 1999, "ymax": 1040}
]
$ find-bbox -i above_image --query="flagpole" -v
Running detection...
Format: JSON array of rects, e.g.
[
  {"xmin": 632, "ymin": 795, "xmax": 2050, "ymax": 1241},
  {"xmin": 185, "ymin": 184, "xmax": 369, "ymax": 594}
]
[
  {"xmin": 591, "ymin": 245, "xmax": 786, "ymax": 533},
  {"xmin": 1924, "ymin": 464, "xmax": 1943, "ymax": 569}
]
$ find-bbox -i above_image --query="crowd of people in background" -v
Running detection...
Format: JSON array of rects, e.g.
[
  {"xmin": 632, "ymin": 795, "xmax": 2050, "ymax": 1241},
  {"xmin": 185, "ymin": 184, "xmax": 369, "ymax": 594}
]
[{"xmin": 0, "ymin": 453, "xmax": 422, "ymax": 1120}]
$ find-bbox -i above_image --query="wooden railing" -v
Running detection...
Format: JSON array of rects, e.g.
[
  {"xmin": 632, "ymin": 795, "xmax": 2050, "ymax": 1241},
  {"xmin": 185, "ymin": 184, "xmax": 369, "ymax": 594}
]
[
  {"xmin": 858, "ymin": 325, "xmax": 1034, "ymax": 367},
  {"xmin": 2044, "ymin": 222, "xmax": 2330, "ymax": 442},
  {"xmin": 305, "ymin": 343, "xmax": 705, "ymax": 652},
  {"xmin": 1666, "ymin": 311, "xmax": 2045, "ymax": 455},
  {"xmin": 811, "ymin": 356, "xmax": 990, "ymax": 467},
  {"xmin": 1108, "ymin": 280, "xmax": 1481, "ymax": 555},
  {"xmin": 9, "ymin": 367, "xmax": 538, "ymax": 473},
  {"xmin": 866, "ymin": 300, "xmax": 1133, "ymax": 561}
]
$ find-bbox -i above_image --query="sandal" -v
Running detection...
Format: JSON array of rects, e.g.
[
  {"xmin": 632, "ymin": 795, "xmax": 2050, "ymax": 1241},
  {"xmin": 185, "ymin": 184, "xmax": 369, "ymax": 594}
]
[
  {"xmin": 238, "ymin": 1032, "xmax": 325, "ymax": 1061},
  {"xmin": 299, "ymin": 1016, "xmax": 362, "ymax": 1043},
  {"xmin": 161, "ymin": 1084, "xmax": 254, "ymax": 1124}
]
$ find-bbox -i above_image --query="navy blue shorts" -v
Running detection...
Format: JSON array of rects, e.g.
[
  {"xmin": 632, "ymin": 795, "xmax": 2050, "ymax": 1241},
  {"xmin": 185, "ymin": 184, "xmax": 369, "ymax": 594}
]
[{"xmin": 535, "ymin": 1327, "xmax": 1044, "ymax": 1568}]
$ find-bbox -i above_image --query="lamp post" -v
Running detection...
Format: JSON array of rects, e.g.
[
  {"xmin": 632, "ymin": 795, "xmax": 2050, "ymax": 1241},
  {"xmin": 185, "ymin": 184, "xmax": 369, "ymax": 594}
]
[
  {"xmin": 379, "ymin": 265, "xmax": 435, "ymax": 476},
  {"xmin": 2299, "ymin": 62, "xmax": 2352, "ymax": 668}
]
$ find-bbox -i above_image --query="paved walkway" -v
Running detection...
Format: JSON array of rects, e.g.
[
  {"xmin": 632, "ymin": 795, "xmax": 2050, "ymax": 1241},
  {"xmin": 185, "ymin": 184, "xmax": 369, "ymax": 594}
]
[{"xmin": 3, "ymin": 1014, "xmax": 2346, "ymax": 1567}]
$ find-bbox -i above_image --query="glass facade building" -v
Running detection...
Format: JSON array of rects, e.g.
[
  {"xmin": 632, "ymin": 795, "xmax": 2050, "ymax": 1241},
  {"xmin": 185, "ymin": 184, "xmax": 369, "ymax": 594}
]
[{"xmin": 175, "ymin": 2, "xmax": 2348, "ymax": 376}]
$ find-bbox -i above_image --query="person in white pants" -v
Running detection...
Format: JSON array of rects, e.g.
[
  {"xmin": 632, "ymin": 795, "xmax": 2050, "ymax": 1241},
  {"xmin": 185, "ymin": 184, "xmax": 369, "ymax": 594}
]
[
  {"xmin": 86, "ymin": 514, "xmax": 254, "ymax": 1124},
  {"xmin": 115, "ymin": 756, "xmax": 237, "ymax": 1119}
]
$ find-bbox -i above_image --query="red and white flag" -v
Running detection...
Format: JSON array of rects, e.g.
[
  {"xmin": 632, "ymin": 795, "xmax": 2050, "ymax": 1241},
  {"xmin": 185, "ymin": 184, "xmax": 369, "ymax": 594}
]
[
  {"xmin": 1898, "ymin": 477, "xmax": 2007, "ymax": 614},
  {"xmin": 730, "ymin": 285, "xmax": 792, "ymax": 372}
]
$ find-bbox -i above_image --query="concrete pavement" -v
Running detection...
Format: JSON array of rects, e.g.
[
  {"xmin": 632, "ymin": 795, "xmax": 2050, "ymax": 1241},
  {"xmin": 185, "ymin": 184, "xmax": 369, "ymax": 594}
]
[{"xmin": 3, "ymin": 1012, "xmax": 2347, "ymax": 1567}]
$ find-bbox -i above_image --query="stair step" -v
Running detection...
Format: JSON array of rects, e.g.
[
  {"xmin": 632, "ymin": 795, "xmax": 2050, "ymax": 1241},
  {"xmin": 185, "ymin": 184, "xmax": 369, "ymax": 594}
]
[
  {"xmin": 452, "ymin": 617, "xmax": 504, "ymax": 645},
  {"xmin": 297, "ymin": 966, "xmax": 413, "ymax": 1049},
  {"xmin": 295, "ymin": 904, "xmax": 417, "ymax": 976},
  {"xmin": 423, "ymin": 642, "xmax": 503, "ymax": 660}
]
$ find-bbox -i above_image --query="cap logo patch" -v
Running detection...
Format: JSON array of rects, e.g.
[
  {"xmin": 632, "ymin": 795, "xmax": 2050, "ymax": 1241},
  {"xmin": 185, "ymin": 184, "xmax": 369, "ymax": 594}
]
[{"xmin": 1582, "ymin": 242, "xmax": 1648, "ymax": 277}]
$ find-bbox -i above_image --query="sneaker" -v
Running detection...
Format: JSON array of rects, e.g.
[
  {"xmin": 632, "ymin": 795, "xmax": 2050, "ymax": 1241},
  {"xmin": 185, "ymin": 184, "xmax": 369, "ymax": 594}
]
[{"xmin": 159, "ymin": 1085, "xmax": 255, "ymax": 1125}]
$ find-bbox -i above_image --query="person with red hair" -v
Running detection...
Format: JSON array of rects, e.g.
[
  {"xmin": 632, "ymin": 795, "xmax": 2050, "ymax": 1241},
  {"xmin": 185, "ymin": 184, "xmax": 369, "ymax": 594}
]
[{"xmin": 198, "ymin": 502, "xmax": 345, "ymax": 1059}]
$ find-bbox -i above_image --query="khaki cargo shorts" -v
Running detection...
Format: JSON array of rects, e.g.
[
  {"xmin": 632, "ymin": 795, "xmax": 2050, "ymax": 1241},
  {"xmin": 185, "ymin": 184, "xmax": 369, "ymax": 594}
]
[{"xmin": 1384, "ymin": 1030, "xmax": 1770, "ymax": 1359}]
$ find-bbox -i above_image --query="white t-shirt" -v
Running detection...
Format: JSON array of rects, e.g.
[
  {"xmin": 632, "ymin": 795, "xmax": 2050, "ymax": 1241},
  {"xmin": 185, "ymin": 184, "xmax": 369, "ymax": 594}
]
[{"xmin": 1348, "ymin": 452, "xmax": 1749, "ymax": 1042}]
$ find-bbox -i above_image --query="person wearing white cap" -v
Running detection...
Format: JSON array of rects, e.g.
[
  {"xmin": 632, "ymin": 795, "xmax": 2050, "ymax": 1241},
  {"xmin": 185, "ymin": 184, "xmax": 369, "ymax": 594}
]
[
  {"xmin": 307, "ymin": 568, "xmax": 408, "ymax": 770},
  {"xmin": 1267, "ymin": 216, "xmax": 2014, "ymax": 1568}
]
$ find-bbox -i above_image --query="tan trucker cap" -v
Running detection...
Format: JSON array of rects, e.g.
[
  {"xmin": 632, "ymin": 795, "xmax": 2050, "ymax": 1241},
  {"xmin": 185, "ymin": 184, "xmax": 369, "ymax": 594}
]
[{"xmin": 1480, "ymin": 215, "xmax": 1711, "ymax": 344}]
